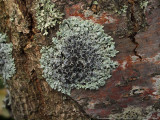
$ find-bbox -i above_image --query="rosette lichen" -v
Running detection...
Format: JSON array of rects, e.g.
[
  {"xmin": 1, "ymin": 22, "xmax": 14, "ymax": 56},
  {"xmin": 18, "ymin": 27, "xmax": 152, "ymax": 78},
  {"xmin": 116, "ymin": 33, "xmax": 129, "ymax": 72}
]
[
  {"xmin": 0, "ymin": 33, "xmax": 15, "ymax": 84},
  {"xmin": 40, "ymin": 17, "xmax": 118, "ymax": 95},
  {"xmin": 35, "ymin": 0, "xmax": 63, "ymax": 35}
]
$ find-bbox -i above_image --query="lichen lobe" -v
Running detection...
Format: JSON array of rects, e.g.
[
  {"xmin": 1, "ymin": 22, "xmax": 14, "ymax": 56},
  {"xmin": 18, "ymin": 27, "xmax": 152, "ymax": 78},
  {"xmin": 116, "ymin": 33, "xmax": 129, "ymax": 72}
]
[{"xmin": 35, "ymin": 0, "xmax": 63, "ymax": 35}]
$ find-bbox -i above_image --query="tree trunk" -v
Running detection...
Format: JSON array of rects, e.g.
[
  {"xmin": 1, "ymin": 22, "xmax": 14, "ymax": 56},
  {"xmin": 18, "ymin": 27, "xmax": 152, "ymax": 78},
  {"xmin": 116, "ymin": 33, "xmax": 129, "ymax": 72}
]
[{"xmin": 0, "ymin": 0, "xmax": 160, "ymax": 120}]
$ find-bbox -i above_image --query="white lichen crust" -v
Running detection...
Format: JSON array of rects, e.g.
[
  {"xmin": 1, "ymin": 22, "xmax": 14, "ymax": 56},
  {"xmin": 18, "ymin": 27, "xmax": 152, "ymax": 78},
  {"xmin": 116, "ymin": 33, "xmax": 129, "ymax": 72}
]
[
  {"xmin": 40, "ymin": 17, "xmax": 118, "ymax": 95},
  {"xmin": 0, "ymin": 33, "xmax": 16, "ymax": 84},
  {"xmin": 35, "ymin": 0, "xmax": 63, "ymax": 35}
]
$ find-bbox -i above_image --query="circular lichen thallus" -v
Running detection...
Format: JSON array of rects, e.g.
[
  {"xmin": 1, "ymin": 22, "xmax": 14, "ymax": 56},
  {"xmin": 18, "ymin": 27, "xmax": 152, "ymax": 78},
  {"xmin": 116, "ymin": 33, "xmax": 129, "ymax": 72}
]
[
  {"xmin": 40, "ymin": 17, "xmax": 119, "ymax": 95},
  {"xmin": 91, "ymin": 0, "xmax": 100, "ymax": 14}
]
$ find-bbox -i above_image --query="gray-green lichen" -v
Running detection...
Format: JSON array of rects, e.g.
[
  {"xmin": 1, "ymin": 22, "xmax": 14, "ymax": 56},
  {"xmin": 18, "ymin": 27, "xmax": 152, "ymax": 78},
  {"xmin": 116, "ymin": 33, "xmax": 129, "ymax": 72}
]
[
  {"xmin": 0, "ymin": 33, "xmax": 16, "ymax": 84},
  {"xmin": 109, "ymin": 105, "xmax": 160, "ymax": 120},
  {"xmin": 109, "ymin": 106, "xmax": 144, "ymax": 120},
  {"xmin": 117, "ymin": 5, "xmax": 128, "ymax": 15},
  {"xmin": 35, "ymin": 0, "xmax": 63, "ymax": 35},
  {"xmin": 140, "ymin": 0, "xmax": 149, "ymax": 9},
  {"xmin": 40, "ymin": 17, "xmax": 118, "ymax": 95},
  {"xmin": 153, "ymin": 75, "xmax": 160, "ymax": 95}
]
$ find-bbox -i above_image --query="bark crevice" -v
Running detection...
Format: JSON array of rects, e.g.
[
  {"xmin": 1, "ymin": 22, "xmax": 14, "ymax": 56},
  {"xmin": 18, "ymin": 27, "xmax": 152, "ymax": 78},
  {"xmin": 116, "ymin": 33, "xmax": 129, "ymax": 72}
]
[
  {"xmin": 129, "ymin": 32, "xmax": 142, "ymax": 60},
  {"xmin": 127, "ymin": 0, "xmax": 143, "ymax": 60}
]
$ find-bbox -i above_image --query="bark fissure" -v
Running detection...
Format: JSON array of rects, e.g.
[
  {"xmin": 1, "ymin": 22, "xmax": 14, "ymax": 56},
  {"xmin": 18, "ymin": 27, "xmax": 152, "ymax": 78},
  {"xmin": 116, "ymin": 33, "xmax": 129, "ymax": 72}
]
[
  {"xmin": 128, "ymin": 0, "xmax": 142, "ymax": 60},
  {"xmin": 129, "ymin": 32, "xmax": 142, "ymax": 60},
  {"xmin": 3, "ymin": 1, "xmax": 92, "ymax": 119}
]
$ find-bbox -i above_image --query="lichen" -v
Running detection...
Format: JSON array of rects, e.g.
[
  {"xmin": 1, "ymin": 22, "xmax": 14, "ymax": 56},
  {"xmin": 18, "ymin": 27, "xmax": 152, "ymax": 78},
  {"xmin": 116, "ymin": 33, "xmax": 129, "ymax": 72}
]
[
  {"xmin": 40, "ymin": 17, "xmax": 118, "ymax": 95},
  {"xmin": 35, "ymin": 0, "xmax": 64, "ymax": 35},
  {"xmin": 116, "ymin": 5, "xmax": 128, "ymax": 15},
  {"xmin": 109, "ymin": 105, "xmax": 160, "ymax": 120},
  {"xmin": 154, "ymin": 53, "xmax": 160, "ymax": 62},
  {"xmin": 140, "ymin": 0, "xmax": 149, "ymax": 9},
  {"xmin": 109, "ymin": 106, "xmax": 144, "ymax": 120},
  {"xmin": 153, "ymin": 75, "xmax": 160, "ymax": 95},
  {"xmin": 0, "ymin": 33, "xmax": 16, "ymax": 85}
]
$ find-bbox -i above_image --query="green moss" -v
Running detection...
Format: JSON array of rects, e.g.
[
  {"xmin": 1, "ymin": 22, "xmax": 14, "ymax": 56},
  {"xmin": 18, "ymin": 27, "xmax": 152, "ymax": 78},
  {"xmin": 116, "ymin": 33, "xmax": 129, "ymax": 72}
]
[
  {"xmin": 40, "ymin": 17, "xmax": 118, "ymax": 95},
  {"xmin": 35, "ymin": 0, "xmax": 64, "ymax": 35}
]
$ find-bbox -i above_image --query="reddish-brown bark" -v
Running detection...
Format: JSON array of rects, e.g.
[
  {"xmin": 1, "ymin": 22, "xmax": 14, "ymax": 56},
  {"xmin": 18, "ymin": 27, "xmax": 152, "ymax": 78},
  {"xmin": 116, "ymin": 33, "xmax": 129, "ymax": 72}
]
[{"xmin": 0, "ymin": 0, "xmax": 160, "ymax": 119}]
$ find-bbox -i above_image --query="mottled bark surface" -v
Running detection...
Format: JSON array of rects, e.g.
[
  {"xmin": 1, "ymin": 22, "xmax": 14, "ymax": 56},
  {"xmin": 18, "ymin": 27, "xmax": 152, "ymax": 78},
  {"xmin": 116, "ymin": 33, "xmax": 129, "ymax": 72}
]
[
  {"xmin": 0, "ymin": 0, "xmax": 160, "ymax": 120},
  {"xmin": 0, "ymin": 0, "xmax": 90, "ymax": 120}
]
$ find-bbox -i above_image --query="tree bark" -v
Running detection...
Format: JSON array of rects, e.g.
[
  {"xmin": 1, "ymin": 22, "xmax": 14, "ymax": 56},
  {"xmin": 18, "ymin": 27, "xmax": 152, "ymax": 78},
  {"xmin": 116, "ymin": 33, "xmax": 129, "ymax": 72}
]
[
  {"xmin": 0, "ymin": 0, "xmax": 90, "ymax": 120},
  {"xmin": 0, "ymin": 0, "xmax": 160, "ymax": 120}
]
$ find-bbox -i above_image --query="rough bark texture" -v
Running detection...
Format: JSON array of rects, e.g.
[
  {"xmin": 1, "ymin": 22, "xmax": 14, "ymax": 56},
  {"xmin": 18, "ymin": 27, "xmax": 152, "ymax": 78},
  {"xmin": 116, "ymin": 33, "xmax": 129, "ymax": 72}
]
[{"xmin": 0, "ymin": 0, "xmax": 160, "ymax": 120}]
